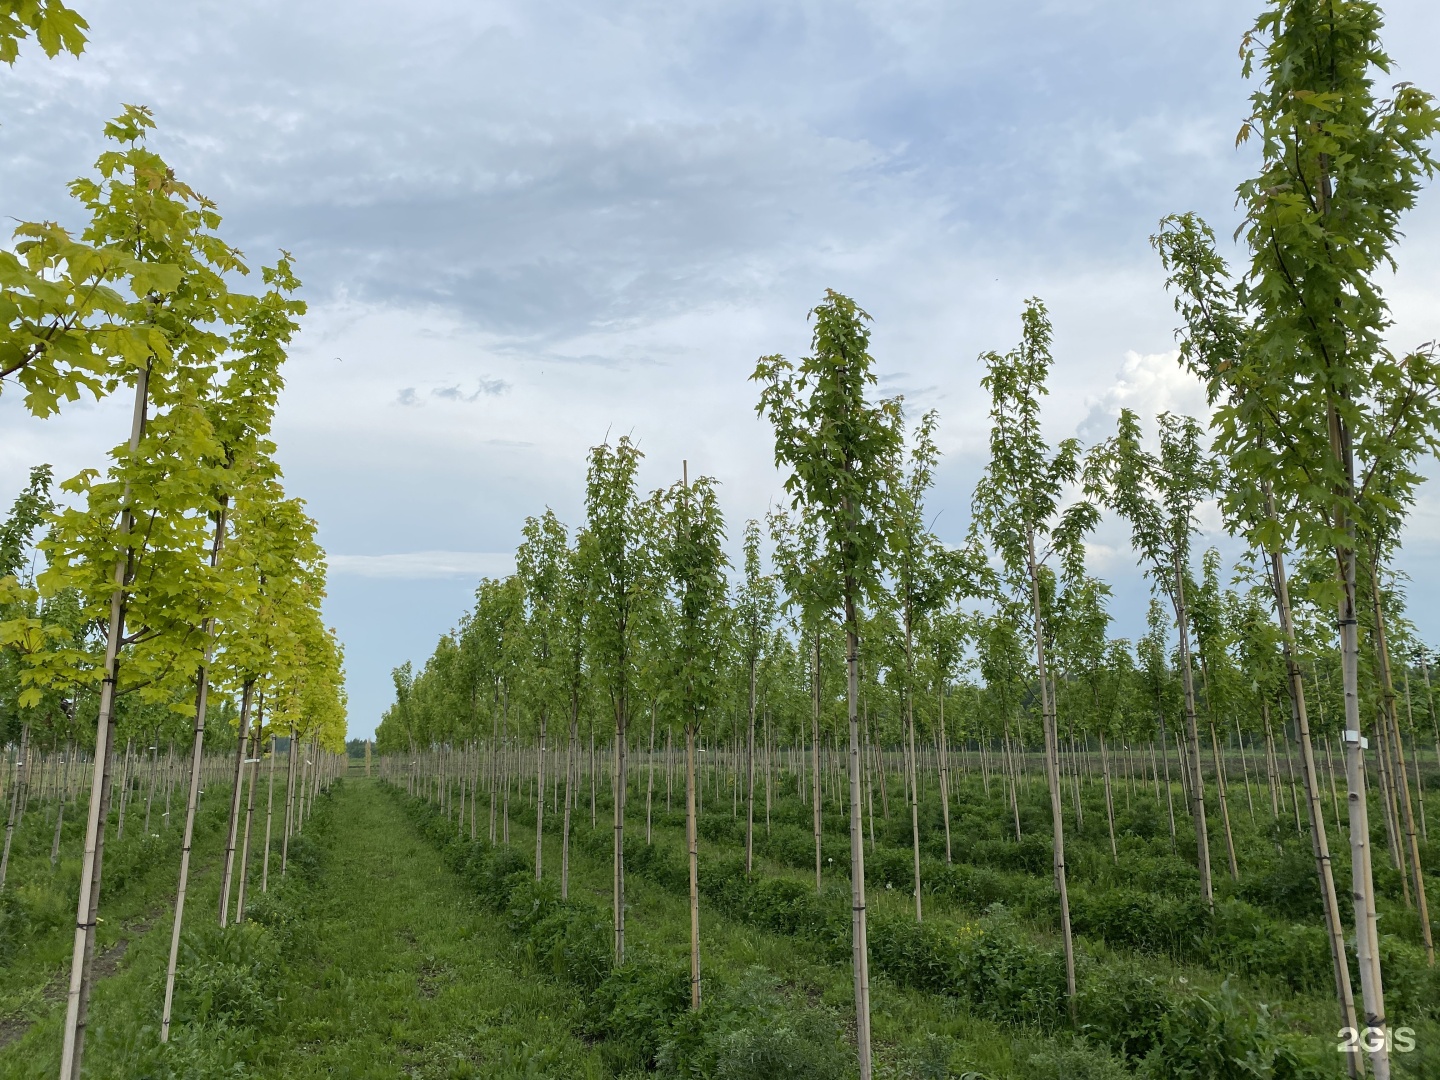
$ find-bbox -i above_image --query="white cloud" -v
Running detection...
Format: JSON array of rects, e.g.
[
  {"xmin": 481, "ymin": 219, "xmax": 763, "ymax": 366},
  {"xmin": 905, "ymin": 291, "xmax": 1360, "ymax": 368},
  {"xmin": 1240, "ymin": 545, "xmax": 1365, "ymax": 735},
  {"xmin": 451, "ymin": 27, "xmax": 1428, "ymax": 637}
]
[
  {"xmin": 1077, "ymin": 349, "xmax": 1210, "ymax": 443},
  {"xmin": 327, "ymin": 551, "xmax": 516, "ymax": 580}
]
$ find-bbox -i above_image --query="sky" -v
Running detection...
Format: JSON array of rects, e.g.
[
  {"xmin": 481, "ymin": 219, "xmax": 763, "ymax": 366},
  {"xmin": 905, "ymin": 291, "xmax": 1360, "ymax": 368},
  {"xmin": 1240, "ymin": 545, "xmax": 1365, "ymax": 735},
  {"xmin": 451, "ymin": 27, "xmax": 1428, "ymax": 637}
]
[{"xmin": 3, "ymin": 0, "xmax": 1440, "ymax": 739}]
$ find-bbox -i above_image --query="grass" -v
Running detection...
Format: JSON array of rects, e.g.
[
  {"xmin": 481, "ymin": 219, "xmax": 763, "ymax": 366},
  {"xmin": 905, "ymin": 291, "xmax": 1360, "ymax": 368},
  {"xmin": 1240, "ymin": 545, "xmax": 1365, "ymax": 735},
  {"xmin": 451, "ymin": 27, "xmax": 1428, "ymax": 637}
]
[
  {"xmin": 0, "ymin": 782, "xmax": 232, "ymax": 1060},
  {"xmin": 1, "ymin": 761, "xmax": 1432, "ymax": 1078},
  {"xmin": 484, "ymin": 787, "xmax": 1134, "ymax": 1078},
  {"xmin": 2, "ymin": 777, "xmax": 607, "ymax": 1079}
]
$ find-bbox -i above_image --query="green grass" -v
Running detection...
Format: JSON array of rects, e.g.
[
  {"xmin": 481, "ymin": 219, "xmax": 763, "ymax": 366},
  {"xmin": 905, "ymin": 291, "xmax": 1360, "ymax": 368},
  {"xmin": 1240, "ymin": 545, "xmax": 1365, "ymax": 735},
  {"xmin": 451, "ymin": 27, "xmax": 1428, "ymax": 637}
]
[
  {"xmin": 0, "ymin": 783, "xmax": 233, "ymax": 1057},
  {"xmin": 2, "ymin": 778, "xmax": 607, "ymax": 1079},
  {"xmin": 492, "ymin": 789, "xmax": 1133, "ymax": 1079},
  {"xmin": 3, "ymin": 763, "xmax": 1432, "ymax": 1078},
  {"xmin": 246, "ymin": 779, "xmax": 605, "ymax": 1078}
]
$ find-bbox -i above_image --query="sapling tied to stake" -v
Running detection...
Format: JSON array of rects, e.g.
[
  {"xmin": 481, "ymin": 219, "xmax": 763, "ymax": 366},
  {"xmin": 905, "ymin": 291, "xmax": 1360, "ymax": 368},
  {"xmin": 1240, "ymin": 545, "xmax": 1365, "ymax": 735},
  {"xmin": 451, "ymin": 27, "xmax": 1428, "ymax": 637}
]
[
  {"xmin": 658, "ymin": 463, "xmax": 728, "ymax": 1008},
  {"xmin": 972, "ymin": 298, "xmax": 1096, "ymax": 1013},
  {"xmin": 1149, "ymin": 4, "xmax": 1440, "ymax": 1068},
  {"xmin": 1085, "ymin": 409, "xmax": 1218, "ymax": 914},
  {"xmin": 754, "ymin": 290, "xmax": 902, "ymax": 1080}
]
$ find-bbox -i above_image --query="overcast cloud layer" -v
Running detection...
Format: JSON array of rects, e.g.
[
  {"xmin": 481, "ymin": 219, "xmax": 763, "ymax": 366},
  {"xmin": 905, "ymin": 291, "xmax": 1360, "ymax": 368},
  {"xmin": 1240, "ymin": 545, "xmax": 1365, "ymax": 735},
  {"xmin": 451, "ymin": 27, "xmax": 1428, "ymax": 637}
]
[{"xmin": 3, "ymin": 0, "xmax": 1440, "ymax": 737}]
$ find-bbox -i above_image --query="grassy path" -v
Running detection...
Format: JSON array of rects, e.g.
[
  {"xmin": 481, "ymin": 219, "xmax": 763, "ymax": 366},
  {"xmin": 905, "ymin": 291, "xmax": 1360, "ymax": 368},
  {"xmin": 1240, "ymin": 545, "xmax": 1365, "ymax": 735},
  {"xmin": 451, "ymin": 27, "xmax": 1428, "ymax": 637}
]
[
  {"xmin": 3, "ymin": 780, "xmax": 606, "ymax": 1078},
  {"xmin": 255, "ymin": 779, "xmax": 606, "ymax": 1079}
]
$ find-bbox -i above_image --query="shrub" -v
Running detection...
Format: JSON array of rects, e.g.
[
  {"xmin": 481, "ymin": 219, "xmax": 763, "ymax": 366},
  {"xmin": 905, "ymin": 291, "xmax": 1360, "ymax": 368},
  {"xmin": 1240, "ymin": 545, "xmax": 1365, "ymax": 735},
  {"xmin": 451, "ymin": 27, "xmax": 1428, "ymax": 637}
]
[
  {"xmin": 1016, "ymin": 1037, "xmax": 1130, "ymax": 1080},
  {"xmin": 505, "ymin": 877, "xmax": 611, "ymax": 990},
  {"xmin": 171, "ymin": 921, "xmax": 281, "ymax": 1030},
  {"xmin": 951, "ymin": 906, "xmax": 1068, "ymax": 1029},
  {"xmin": 1138, "ymin": 980, "xmax": 1337, "ymax": 1080},
  {"xmin": 280, "ymin": 833, "xmax": 326, "ymax": 883},
  {"xmin": 656, "ymin": 967, "xmax": 851, "ymax": 1080},
  {"xmin": 1077, "ymin": 966, "xmax": 1175, "ymax": 1063},
  {"xmin": 0, "ymin": 888, "xmax": 28, "ymax": 963},
  {"xmin": 582, "ymin": 953, "xmax": 689, "ymax": 1071},
  {"xmin": 1235, "ymin": 851, "xmax": 1324, "ymax": 921}
]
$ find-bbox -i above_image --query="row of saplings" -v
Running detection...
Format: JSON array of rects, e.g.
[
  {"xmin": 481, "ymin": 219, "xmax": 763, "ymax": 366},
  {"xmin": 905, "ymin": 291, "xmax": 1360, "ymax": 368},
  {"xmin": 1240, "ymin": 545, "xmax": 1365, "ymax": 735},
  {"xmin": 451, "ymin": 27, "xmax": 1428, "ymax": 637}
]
[
  {"xmin": 736, "ymin": 787, "xmax": 1440, "ymax": 1018},
  {"xmin": 395, "ymin": 782, "xmax": 1381, "ymax": 1080}
]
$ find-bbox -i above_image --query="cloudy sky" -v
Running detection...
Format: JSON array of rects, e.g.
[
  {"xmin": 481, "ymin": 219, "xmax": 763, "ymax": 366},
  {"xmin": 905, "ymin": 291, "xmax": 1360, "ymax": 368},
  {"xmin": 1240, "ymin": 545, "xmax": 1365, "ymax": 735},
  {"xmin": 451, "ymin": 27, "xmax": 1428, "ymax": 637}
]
[{"xmin": 4, "ymin": 0, "xmax": 1440, "ymax": 738}]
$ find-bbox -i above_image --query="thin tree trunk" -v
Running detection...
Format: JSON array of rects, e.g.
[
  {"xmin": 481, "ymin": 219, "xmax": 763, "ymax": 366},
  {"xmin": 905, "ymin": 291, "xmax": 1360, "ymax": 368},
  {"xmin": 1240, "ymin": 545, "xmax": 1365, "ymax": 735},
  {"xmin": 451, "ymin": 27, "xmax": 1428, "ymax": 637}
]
[
  {"xmin": 142, "ymin": 741, "xmax": 158, "ymax": 836},
  {"xmin": 937, "ymin": 683, "xmax": 952, "ymax": 864},
  {"xmin": 562, "ymin": 696, "xmax": 577, "ymax": 900},
  {"xmin": 236, "ymin": 718, "xmax": 261, "ymax": 923},
  {"xmin": 613, "ymin": 696, "xmax": 627, "ymax": 966},
  {"xmin": 812, "ymin": 630, "xmax": 823, "ymax": 893},
  {"xmin": 501, "ymin": 690, "xmax": 510, "ymax": 846},
  {"xmin": 745, "ymin": 658, "xmax": 756, "ymax": 876},
  {"xmin": 1338, "ymin": 548, "xmax": 1390, "ymax": 1076},
  {"xmin": 1368, "ymin": 562, "xmax": 1434, "ymax": 964},
  {"xmin": 1259, "ymin": 511, "xmax": 1360, "ymax": 1067},
  {"xmin": 114, "ymin": 740, "xmax": 133, "ymax": 841},
  {"xmin": 903, "ymin": 627, "xmax": 922, "ymax": 921},
  {"xmin": 843, "ymin": 591, "xmax": 873, "ymax": 1080},
  {"xmin": 686, "ymin": 721, "xmax": 700, "ymax": 1009},
  {"xmin": 1158, "ymin": 717, "xmax": 1177, "ymax": 852},
  {"xmin": 1099, "ymin": 731, "xmax": 1117, "ymax": 864},
  {"xmin": 262, "ymin": 736, "xmax": 276, "ymax": 893},
  {"xmin": 0, "ymin": 724, "xmax": 29, "ymax": 892},
  {"xmin": 535, "ymin": 708, "xmax": 547, "ymax": 881},
  {"xmin": 281, "ymin": 725, "xmax": 298, "ymax": 875},
  {"xmin": 1263, "ymin": 702, "xmax": 1283, "ymax": 839},
  {"xmin": 160, "ymin": 500, "xmax": 228, "ymax": 1045},
  {"xmin": 1209, "ymin": 718, "xmax": 1239, "ymax": 879},
  {"xmin": 1236, "ymin": 718, "xmax": 1257, "ymax": 822},
  {"xmin": 764, "ymin": 708, "xmax": 772, "ymax": 836},
  {"xmin": 646, "ymin": 703, "xmax": 656, "ymax": 846},
  {"xmin": 60, "ymin": 365, "xmax": 150, "ymax": 1080},
  {"xmin": 1171, "ymin": 553, "xmax": 1214, "ymax": 910},
  {"xmin": 1027, "ymin": 533, "xmax": 1076, "ymax": 1016},
  {"xmin": 219, "ymin": 679, "xmax": 255, "ymax": 927}
]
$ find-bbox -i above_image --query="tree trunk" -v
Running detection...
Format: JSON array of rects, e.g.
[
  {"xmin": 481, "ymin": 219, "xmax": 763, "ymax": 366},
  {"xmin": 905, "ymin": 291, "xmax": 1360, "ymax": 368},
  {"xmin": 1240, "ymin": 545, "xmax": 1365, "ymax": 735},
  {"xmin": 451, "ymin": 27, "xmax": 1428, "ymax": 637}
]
[
  {"xmin": 219, "ymin": 678, "xmax": 255, "ymax": 927},
  {"xmin": 536, "ymin": 709, "xmax": 547, "ymax": 881},
  {"xmin": 282, "ymin": 725, "xmax": 298, "ymax": 875},
  {"xmin": 236, "ymin": 719, "xmax": 261, "ymax": 923},
  {"xmin": 1027, "ymin": 533, "xmax": 1076, "ymax": 1016},
  {"xmin": 937, "ymin": 683, "xmax": 952, "ymax": 864},
  {"xmin": 745, "ymin": 658, "xmax": 756, "ymax": 877},
  {"xmin": 0, "ymin": 723, "xmax": 29, "ymax": 892},
  {"xmin": 60, "ymin": 363, "xmax": 149, "ymax": 1080},
  {"xmin": 843, "ymin": 591, "xmax": 873, "ymax": 1080},
  {"xmin": 812, "ymin": 630, "xmax": 823, "ymax": 893},
  {"xmin": 1208, "ymin": 718, "xmax": 1239, "ymax": 879},
  {"xmin": 1170, "ymin": 553, "xmax": 1213, "ymax": 910},
  {"xmin": 1263, "ymin": 702, "xmax": 1283, "ymax": 838},
  {"xmin": 562, "ymin": 696, "xmax": 577, "ymax": 901},
  {"xmin": 1157, "ymin": 717, "xmax": 1177, "ymax": 852},
  {"xmin": 1339, "ymin": 565, "xmax": 1390, "ymax": 1076},
  {"xmin": 764, "ymin": 708, "xmax": 772, "ymax": 836},
  {"xmin": 115, "ymin": 740, "xmax": 133, "ymax": 841},
  {"xmin": 1099, "ymin": 731, "xmax": 1117, "ymax": 864},
  {"xmin": 160, "ymin": 502, "xmax": 228, "ymax": 1044},
  {"xmin": 613, "ymin": 694, "xmax": 627, "ymax": 966},
  {"xmin": 646, "ymin": 703, "xmax": 656, "ymax": 846},
  {"xmin": 262, "ymin": 736, "xmax": 276, "ymax": 893},
  {"xmin": 501, "ymin": 690, "xmax": 510, "ymax": 846},
  {"xmin": 1367, "ymin": 562, "xmax": 1434, "ymax": 964},
  {"xmin": 1236, "ymin": 718, "xmax": 1257, "ymax": 822},
  {"xmin": 686, "ymin": 721, "xmax": 701, "ymax": 1009},
  {"xmin": 142, "ymin": 742, "xmax": 158, "ymax": 836},
  {"xmin": 1258, "ymin": 506, "xmax": 1360, "ymax": 1067}
]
